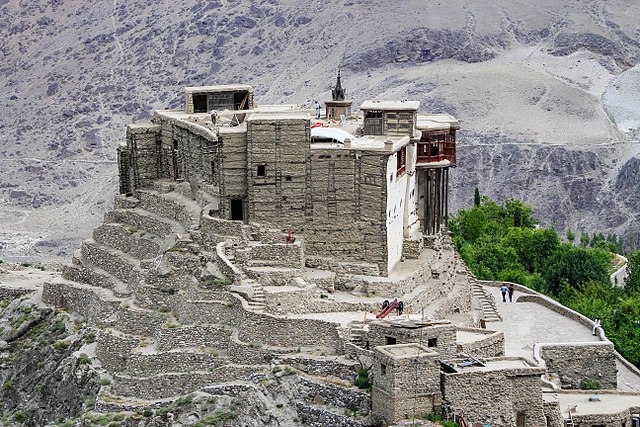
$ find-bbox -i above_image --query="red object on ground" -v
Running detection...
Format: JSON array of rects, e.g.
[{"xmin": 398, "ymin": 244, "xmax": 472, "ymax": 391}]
[
  {"xmin": 310, "ymin": 121, "xmax": 326, "ymax": 129},
  {"xmin": 376, "ymin": 298, "xmax": 398, "ymax": 319}
]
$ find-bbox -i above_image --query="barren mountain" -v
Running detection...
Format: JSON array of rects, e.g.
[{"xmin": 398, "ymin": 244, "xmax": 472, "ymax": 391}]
[{"xmin": 1, "ymin": 0, "xmax": 640, "ymax": 261}]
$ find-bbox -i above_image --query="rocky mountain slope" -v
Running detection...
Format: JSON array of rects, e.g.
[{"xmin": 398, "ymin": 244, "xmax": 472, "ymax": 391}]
[{"xmin": 1, "ymin": 0, "xmax": 640, "ymax": 261}]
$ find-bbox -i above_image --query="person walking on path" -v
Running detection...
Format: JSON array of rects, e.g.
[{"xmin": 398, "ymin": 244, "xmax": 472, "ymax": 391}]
[
  {"xmin": 500, "ymin": 284, "xmax": 508, "ymax": 302},
  {"xmin": 314, "ymin": 100, "xmax": 321, "ymax": 119},
  {"xmin": 508, "ymin": 284, "xmax": 514, "ymax": 302}
]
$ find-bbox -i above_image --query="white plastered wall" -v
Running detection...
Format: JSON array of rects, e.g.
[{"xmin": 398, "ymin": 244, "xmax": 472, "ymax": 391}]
[{"xmin": 386, "ymin": 151, "xmax": 408, "ymax": 273}]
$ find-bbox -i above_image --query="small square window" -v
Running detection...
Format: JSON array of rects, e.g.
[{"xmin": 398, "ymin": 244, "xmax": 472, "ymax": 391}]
[
  {"xmin": 285, "ymin": 176, "xmax": 292, "ymax": 181},
  {"xmin": 386, "ymin": 336, "xmax": 396, "ymax": 345},
  {"xmin": 257, "ymin": 165, "xmax": 266, "ymax": 177},
  {"xmin": 427, "ymin": 338, "xmax": 437, "ymax": 347}
]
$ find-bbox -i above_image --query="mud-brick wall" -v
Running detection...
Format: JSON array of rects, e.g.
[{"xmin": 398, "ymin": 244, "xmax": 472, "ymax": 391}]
[
  {"xmin": 123, "ymin": 124, "xmax": 161, "ymax": 191},
  {"xmin": 218, "ymin": 127, "xmax": 248, "ymax": 218},
  {"xmin": 246, "ymin": 118, "xmax": 310, "ymax": 230},
  {"xmin": 305, "ymin": 148, "xmax": 389, "ymax": 273},
  {"xmin": 442, "ymin": 367, "xmax": 546, "ymax": 426},
  {"xmin": 539, "ymin": 342, "xmax": 618, "ymax": 389},
  {"xmin": 169, "ymin": 122, "xmax": 221, "ymax": 189}
]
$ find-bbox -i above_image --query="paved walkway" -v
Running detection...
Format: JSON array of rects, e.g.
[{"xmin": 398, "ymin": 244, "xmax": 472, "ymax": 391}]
[
  {"xmin": 484, "ymin": 286, "xmax": 599, "ymax": 358},
  {"xmin": 484, "ymin": 284, "xmax": 640, "ymax": 392}
]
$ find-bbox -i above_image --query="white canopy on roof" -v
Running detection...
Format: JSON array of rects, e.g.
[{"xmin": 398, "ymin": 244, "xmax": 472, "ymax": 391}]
[{"xmin": 310, "ymin": 127, "xmax": 355, "ymax": 143}]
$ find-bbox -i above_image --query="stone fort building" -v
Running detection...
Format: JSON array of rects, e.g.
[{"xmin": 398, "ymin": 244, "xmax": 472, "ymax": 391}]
[
  {"xmin": 117, "ymin": 80, "xmax": 458, "ymax": 276},
  {"xmin": 31, "ymin": 77, "xmax": 640, "ymax": 427}
]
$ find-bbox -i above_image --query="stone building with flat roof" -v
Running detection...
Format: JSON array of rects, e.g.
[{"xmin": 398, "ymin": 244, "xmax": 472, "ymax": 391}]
[{"xmin": 118, "ymin": 83, "xmax": 459, "ymax": 276}]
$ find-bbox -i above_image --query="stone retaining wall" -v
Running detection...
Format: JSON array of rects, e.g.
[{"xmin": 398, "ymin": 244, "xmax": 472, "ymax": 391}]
[
  {"xmin": 63, "ymin": 256, "xmax": 117, "ymax": 293},
  {"xmin": 93, "ymin": 224, "xmax": 162, "ymax": 260},
  {"xmin": 236, "ymin": 242, "xmax": 304, "ymax": 269},
  {"xmin": 136, "ymin": 190, "xmax": 197, "ymax": 231},
  {"xmin": 280, "ymin": 356, "xmax": 359, "ymax": 382},
  {"xmin": 215, "ymin": 242, "xmax": 244, "ymax": 285},
  {"xmin": 104, "ymin": 209, "xmax": 176, "ymax": 237},
  {"xmin": 43, "ymin": 280, "xmax": 120, "ymax": 324},
  {"xmin": 539, "ymin": 342, "xmax": 618, "ymax": 390},
  {"xmin": 456, "ymin": 327, "xmax": 504, "ymax": 358},
  {"xmin": 81, "ymin": 241, "xmax": 142, "ymax": 286},
  {"xmin": 0, "ymin": 286, "xmax": 33, "ymax": 301},
  {"xmin": 239, "ymin": 308, "xmax": 341, "ymax": 353},
  {"xmin": 299, "ymin": 377, "xmax": 370, "ymax": 413},
  {"xmin": 200, "ymin": 212, "xmax": 248, "ymax": 247},
  {"xmin": 111, "ymin": 364, "xmax": 262, "ymax": 399},
  {"xmin": 156, "ymin": 325, "xmax": 232, "ymax": 351},
  {"xmin": 295, "ymin": 403, "xmax": 367, "ymax": 427}
]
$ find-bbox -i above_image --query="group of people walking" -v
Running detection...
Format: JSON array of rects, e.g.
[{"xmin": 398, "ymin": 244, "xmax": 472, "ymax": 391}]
[{"xmin": 500, "ymin": 284, "xmax": 515, "ymax": 303}]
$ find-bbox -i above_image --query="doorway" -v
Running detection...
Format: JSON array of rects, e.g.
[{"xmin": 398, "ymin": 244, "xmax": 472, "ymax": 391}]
[{"xmin": 230, "ymin": 199, "xmax": 244, "ymax": 221}]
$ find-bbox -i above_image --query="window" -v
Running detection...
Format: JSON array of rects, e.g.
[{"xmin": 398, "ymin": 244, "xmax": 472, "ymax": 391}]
[
  {"xmin": 193, "ymin": 94, "xmax": 208, "ymax": 113},
  {"xmin": 257, "ymin": 165, "xmax": 266, "ymax": 177},
  {"xmin": 396, "ymin": 146, "xmax": 406, "ymax": 177},
  {"xmin": 381, "ymin": 364, "xmax": 386, "ymax": 375},
  {"xmin": 427, "ymin": 338, "xmax": 437, "ymax": 347},
  {"xmin": 386, "ymin": 336, "xmax": 397, "ymax": 345},
  {"xmin": 285, "ymin": 176, "xmax": 292, "ymax": 181}
]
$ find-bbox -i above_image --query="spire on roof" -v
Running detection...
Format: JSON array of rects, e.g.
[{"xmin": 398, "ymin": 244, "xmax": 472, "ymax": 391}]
[{"xmin": 331, "ymin": 68, "xmax": 346, "ymax": 101}]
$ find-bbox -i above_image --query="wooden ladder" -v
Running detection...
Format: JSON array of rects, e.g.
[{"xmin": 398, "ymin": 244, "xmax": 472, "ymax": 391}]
[{"xmin": 565, "ymin": 410, "xmax": 575, "ymax": 427}]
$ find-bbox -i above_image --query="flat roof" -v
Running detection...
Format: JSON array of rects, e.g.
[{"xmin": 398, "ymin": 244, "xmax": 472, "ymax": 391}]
[
  {"xmin": 376, "ymin": 343, "xmax": 436, "ymax": 359},
  {"xmin": 185, "ymin": 84, "xmax": 253, "ymax": 93},
  {"xmin": 448, "ymin": 357, "xmax": 539, "ymax": 373},
  {"xmin": 361, "ymin": 100, "xmax": 420, "ymax": 111},
  {"xmin": 246, "ymin": 112, "xmax": 310, "ymax": 121},
  {"xmin": 546, "ymin": 391, "xmax": 640, "ymax": 415},
  {"xmin": 417, "ymin": 113, "xmax": 460, "ymax": 130}
]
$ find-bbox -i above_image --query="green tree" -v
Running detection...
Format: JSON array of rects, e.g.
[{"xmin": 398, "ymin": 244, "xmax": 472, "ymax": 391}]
[
  {"xmin": 566, "ymin": 229, "xmax": 576, "ymax": 244},
  {"xmin": 474, "ymin": 187, "xmax": 481, "ymax": 207},
  {"xmin": 542, "ymin": 245, "xmax": 610, "ymax": 296},
  {"xmin": 625, "ymin": 250, "xmax": 640, "ymax": 295},
  {"xmin": 580, "ymin": 231, "xmax": 590, "ymax": 248}
]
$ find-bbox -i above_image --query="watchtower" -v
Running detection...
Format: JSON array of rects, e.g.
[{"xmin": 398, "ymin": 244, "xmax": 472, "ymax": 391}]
[{"xmin": 371, "ymin": 343, "xmax": 441, "ymax": 425}]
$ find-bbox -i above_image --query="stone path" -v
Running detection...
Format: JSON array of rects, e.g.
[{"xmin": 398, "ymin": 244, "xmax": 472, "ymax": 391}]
[
  {"xmin": 484, "ymin": 285, "xmax": 599, "ymax": 358},
  {"xmin": 484, "ymin": 284, "xmax": 640, "ymax": 392}
]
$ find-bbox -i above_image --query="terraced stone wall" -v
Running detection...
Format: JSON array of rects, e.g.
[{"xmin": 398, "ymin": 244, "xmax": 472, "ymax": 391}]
[
  {"xmin": 246, "ymin": 118, "xmax": 310, "ymax": 230},
  {"xmin": 238, "ymin": 309, "xmax": 341, "ymax": 353},
  {"xmin": 539, "ymin": 342, "xmax": 618, "ymax": 389},
  {"xmin": 43, "ymin": 281, "xmax": 119, "ymax": 324},
  {"xmin": 305, "ymin": 148, "xmax": 389, "ymax": 274}
]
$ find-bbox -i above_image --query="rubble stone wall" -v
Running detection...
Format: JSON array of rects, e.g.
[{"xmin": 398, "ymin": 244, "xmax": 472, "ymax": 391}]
[
  {"xmin": 218, "ymin": 127, "xmax": 248, "ymax": 219},
  {"xmin": 442, "ymin": 367, "xmax": 546, "ymax": 426},
  {"xmin": 539, "ymin": 342, "xmax": 618, "ymax": 389},
  {"xmin": 366, "ymin": 323, "xmax": 457, "ymax": 359},
  {"xmin": 456, "ymin": 327, "xmax": 504, "ymax": 358}
]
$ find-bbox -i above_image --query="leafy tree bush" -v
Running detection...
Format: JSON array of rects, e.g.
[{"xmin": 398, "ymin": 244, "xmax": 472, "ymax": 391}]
[{"xmin": 450, "ymin": 196, "xmax": 640, "ymax": 367}]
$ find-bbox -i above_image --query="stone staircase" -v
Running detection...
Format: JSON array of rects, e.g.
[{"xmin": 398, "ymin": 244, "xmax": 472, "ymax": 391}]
[
  {"xmin": 349, "ymin": 321, "xmax": 366, "ymax": 347},
  {"xmin": 246, "ymin": 282, "xmax": 266, "ymax": 312},
  {"xmin": 471, "ymin": 282, "xmax": 501, "ymax": 322}
]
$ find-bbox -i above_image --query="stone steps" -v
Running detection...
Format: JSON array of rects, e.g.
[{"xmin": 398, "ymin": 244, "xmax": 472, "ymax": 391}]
[
  {"xmin": 63, "ymin": 250, "xmax": 132, "ymax": 297},
  {"xmin": 471, "ymin": 283, "xmax": 502, "ymax": 322},
  {"xmin": 349, "ymin": 321, "xmax": 366, "ymax": 347}
]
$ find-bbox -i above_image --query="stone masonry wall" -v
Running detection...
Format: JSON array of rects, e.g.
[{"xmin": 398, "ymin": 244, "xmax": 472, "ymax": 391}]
[
  {"xmin": 305, "ymin": 148, "xmax": 389, "ymax": 274},
  {"xmin": 442, "ymin": 365, "xmax": 546, "ymax": 426},
  {"xmin": 218, "ymin": 127, "xmax": 248, "ymax": 219},
  {"xmin": 247, "ymin": 118, "xmax": 309, "ymax": 231},
  {"xmin": 122, "ymin": 124, "xmax": 162, "ymax": 192},
  {"xmin": 539, "ymin": 342, "xmax": 618, "ymax": 389},
  {"xmin": 456, "ymin": 327, "xmax": 504, "ymax": 358}
]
